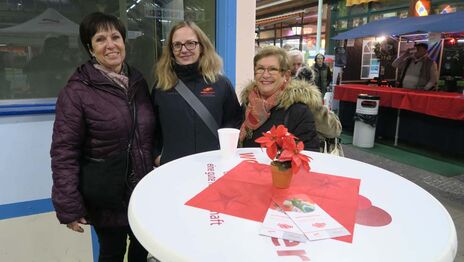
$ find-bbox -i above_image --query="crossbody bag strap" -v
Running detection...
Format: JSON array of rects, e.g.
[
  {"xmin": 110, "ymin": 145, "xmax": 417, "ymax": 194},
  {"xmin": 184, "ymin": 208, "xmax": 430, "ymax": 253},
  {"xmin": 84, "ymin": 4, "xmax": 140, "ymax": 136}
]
[{"xmin": 174, "ymin": 80, "xmax": 219, "ymax": 138}]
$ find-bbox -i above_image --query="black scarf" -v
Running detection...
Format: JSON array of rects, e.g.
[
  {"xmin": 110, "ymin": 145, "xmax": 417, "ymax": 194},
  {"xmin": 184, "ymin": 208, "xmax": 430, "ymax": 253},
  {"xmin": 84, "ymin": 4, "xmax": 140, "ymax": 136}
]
[{"xmin": 173, "ymin": 61, "xmax": 201, "ymax": 82}]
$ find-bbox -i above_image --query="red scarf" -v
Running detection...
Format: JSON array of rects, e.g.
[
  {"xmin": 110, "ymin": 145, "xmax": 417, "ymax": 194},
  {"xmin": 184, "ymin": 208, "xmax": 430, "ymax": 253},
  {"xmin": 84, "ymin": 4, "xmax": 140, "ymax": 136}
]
[{"xmin": 239, "ymin": 84, "xmax": 284, "ymax": 142}]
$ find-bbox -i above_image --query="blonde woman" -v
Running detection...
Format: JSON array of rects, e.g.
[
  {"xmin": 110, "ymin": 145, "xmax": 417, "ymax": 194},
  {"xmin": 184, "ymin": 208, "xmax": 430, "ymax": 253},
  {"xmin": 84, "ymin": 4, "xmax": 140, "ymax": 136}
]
[
  {"xmin": 240, "ymin": 46, "xmax": 341, "ymax": 151},
  {"xmin": 152, "ymin": 21, "xmax": 242, "ymax": 166}
]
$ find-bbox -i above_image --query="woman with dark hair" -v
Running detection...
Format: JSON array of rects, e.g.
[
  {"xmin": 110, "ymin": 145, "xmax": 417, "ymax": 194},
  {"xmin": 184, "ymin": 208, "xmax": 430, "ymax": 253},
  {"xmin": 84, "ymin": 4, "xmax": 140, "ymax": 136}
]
[
  {"xmin": 50, "ymin": 12, "xmax": 154, "ymax": 261},
  {"xmin": 311, "ymin": 53, "xmax": 332, "ymax": 98},
  {"xmin": 152, "ymin": 21, "xmax": 242, "ymax": 166}
]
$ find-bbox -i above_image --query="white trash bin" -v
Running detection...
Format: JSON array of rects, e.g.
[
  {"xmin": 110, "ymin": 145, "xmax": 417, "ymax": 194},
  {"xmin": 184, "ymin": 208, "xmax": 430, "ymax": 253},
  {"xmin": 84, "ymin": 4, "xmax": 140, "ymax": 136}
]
[{"xmin": 352, "ymin": 94, "xmax": 380, "ymax": 148}]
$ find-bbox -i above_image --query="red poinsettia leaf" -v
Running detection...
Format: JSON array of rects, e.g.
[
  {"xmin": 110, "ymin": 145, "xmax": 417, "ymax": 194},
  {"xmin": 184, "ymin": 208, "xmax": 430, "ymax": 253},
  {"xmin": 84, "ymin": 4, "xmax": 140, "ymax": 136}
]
[
  {"xmin": 267, "ymin": 144, "xmax": 278, "ymax": 160},
  {"xmin": 291, "ymin": 160, "xmax": 300, "ymax": 174},
  {"xmin": 255, "ymin": 136, "xmax": 270, "ymax": 145},
  {"xmin": 297, "ymin": 152, "xmax": 309, "ymax": 161},
  {"xmin": 268, "ymin": 125, "xmax": 277, "ymax": 135},
  {"xmin": 302, "ymin": 159, "xmax": 310, "ymax": 172},
  {"xmin": 278, "ymin": 149, "xmax": 293, "ymax": 161},
  {"xmin": 292, "ymin": 155, "xmax": 302, "ymax": 167},
  {"xmin": 275, "ymin": 125, "xmax": 288, "ymax": 136},
  {"xmin": 282, "ymin": 136, "xmax": 296, "ymax": 150}
]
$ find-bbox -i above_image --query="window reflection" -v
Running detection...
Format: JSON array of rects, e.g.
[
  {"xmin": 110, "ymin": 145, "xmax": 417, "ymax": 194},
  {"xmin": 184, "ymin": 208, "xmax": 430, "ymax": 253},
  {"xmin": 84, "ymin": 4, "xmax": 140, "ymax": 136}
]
[{"xmin": 0, "ymin": 0, "xmax": 215, "ymax": 100}]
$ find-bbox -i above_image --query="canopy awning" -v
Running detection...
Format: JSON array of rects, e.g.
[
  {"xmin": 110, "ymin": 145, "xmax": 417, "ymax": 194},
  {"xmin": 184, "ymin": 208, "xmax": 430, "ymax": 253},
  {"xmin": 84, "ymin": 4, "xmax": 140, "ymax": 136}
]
[
  {"xmin": 332, "ymin": 11, "xmax": 464, "ymax": 40},
  {"xmin": 0, "ymin": 8, "xmax": 79, "ymax": 46},
  {"xmin": 0, "ymin": 8, "xmax": 78, "ymax": 36}
]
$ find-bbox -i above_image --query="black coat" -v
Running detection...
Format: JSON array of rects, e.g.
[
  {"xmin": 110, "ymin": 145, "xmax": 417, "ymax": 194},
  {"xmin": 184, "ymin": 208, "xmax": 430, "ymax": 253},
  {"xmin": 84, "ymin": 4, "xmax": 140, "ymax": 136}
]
[
  {"xmin": 152, "ymin": 63, "xmax": 242, "ymax": 165},
  {"xmin": 242, "ymin": 103, "xmax": 320, "ymax": 151},
  {"xmin": 240, "ymin": 79, "xmax": 341, "ymax": 151}
]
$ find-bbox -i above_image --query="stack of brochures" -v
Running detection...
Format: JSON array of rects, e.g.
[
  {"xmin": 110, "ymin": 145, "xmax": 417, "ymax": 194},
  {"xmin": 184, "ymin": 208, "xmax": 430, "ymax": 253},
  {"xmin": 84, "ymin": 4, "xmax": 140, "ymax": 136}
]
[{"xmin": 260, "ymin": 194, "xmax": 350, "ymax": 242}]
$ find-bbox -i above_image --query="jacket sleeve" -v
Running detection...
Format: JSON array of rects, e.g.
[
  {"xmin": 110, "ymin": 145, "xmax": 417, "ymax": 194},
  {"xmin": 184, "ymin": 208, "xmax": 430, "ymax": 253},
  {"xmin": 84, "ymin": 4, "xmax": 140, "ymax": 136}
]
[
  {"xmin": 286, "ymin": 104, "xmax": 320, "ymax": 152},
  {"xmin": 392, "ymin": 53, "xmax": 411, "ymax": 68},
  {"xmin": 327, "ymin": 67, "xmax": 333, "ymax": 86},
  {"xmin": 221, "ymin": 77, "xmax": 243, "ymax": 129},
  {"xmin": 50, "ymin": 85, "xmax": 87, "ymax": 224},
  {"xmin": 151, "ymin": 87, "xmax": 163, "ymax": 161},
  {"xmin": 424, "ymin": 62, "xmax": 438, "ymax": 90},
  {"xmin": 313, "ymin": 105, "xmax": 342, "ymax": 139}
]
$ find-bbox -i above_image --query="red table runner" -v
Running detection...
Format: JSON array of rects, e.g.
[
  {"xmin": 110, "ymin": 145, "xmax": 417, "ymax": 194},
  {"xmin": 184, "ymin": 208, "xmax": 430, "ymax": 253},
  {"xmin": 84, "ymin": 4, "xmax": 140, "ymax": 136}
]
[
  {"xmin": 334, "ymin": 84, "xmax": 464, "ymax": 120},
  {"xmin": 186, "ymin": 161, "xmax": 361, "ymax": 243}
]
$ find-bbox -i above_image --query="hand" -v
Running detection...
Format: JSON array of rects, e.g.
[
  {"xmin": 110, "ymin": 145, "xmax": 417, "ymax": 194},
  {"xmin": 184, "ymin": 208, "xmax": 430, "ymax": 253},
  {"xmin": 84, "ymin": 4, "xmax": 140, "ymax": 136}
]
[
  {"xmin": 66, "ymin": 217, "xmax": 87, "ymax": 233},
  {"xmin": 154, "ymin": 155, "xmax": 161, "ymax": 167}
]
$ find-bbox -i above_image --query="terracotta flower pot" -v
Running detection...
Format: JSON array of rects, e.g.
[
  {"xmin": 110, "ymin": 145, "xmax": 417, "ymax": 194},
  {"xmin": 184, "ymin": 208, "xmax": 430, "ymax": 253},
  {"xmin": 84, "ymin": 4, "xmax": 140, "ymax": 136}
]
[{"xmin": 271, "ymin": 161, "xmax": 293, "ymax": 189}]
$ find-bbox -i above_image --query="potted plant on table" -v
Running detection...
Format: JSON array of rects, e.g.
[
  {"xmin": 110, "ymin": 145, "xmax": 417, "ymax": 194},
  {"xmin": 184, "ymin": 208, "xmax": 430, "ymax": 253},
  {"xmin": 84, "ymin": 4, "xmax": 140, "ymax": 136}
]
[{"xmin": 255, "ymin": 125, "xmax": 311, "ymax": 189}]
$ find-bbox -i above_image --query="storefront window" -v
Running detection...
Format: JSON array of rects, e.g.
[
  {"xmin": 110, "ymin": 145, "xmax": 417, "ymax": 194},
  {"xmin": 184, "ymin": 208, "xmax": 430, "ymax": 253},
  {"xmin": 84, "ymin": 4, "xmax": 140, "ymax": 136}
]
[
  {"xmin": 336, "ymin": 19, "xmax": 348, "ymax": 30},
  {"xmin": 0, "ymin": 0, "xmax": 215, "ymax": 101},
  {"xmin": 259, "ymin": 30, "xmax": 275, "ymax": 39},
  {"xmin": 360, "ymin": 39, "xmax": 379, "ymax": 79},
  {"xmin": 351, "ymin": 17, "xmax": 367, "ymax": 27}
]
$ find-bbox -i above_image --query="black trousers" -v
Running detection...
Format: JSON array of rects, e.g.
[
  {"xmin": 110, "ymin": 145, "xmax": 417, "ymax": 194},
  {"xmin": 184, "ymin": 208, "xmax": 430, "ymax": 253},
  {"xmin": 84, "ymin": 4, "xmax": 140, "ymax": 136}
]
[{"xmin": 93, "ymin": 225, "xmax": 148, "ymax": 262}]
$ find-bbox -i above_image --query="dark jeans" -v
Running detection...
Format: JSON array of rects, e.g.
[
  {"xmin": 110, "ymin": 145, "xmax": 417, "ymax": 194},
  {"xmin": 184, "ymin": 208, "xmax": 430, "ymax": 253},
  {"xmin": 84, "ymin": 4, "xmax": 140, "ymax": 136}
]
[{"xmin": 93, "ymin": 225, "xmax": 148, "ymax": 262}]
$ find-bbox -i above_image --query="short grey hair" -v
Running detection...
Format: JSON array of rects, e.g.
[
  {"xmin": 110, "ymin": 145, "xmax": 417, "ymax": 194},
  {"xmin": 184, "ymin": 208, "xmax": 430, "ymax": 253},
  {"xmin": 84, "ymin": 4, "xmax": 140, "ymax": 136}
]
[{"xmin": 287, "ymin": 49, "xmax": 303, "ymax": 60}]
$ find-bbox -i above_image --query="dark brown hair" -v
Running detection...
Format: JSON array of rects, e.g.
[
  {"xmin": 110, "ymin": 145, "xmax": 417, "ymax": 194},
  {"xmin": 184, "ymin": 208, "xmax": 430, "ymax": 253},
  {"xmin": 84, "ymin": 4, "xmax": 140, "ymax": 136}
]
[{"xmin": 79, "ymin": 12, "xmax": 126, "ymax": 57}]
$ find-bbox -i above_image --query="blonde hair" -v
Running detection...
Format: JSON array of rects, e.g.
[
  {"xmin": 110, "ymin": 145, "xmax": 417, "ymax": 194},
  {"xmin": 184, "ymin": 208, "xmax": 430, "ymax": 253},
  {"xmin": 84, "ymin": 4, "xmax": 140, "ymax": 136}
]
[
  {"xmin": 155, "ymin": 21, "xmax": 223, "ymax": 91},
  {"xmin": 253, "ymin": 46, "xmax": 290, "ymax": 72}
]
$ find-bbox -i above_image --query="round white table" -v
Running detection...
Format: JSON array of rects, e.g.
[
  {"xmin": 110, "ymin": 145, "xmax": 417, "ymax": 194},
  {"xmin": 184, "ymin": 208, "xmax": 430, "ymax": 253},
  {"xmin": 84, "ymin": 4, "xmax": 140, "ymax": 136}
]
[{"xmin": 128, "ymin": 148, "xmax": 457, "ymax": 262}]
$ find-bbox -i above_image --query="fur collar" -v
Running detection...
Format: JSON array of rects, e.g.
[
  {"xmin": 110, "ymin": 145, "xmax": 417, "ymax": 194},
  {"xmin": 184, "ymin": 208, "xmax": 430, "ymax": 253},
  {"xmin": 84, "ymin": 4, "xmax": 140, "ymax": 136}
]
[{"xmin": 240, "ymin": 79, "xmax": 322, "ymax": 110}]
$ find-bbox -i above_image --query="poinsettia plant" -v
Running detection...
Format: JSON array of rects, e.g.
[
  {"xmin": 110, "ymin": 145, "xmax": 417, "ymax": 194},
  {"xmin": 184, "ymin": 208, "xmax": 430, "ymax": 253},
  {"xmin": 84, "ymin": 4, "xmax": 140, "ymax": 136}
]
[{"xmin": 255, "ymin": 125, "xmax": 311, "ymax": 174}]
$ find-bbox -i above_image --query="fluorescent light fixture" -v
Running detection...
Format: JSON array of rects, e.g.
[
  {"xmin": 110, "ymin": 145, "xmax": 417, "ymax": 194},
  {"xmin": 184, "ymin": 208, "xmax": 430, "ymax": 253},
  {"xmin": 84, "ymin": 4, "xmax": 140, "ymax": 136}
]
[{"xmin": 257, "ymin": 0, "xmax": 293, "ymax": 10}]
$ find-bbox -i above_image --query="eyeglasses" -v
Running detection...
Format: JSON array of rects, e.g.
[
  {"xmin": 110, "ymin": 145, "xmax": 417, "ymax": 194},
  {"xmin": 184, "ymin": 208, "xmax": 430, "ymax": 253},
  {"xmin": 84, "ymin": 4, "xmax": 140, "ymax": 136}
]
[
  {"xmin": 255, "ymin": 66, "xmax": 281, "ymax": 75},
  {"xmin": 171, "ymin": 41, "xmax": 199, "ymax": 51}
]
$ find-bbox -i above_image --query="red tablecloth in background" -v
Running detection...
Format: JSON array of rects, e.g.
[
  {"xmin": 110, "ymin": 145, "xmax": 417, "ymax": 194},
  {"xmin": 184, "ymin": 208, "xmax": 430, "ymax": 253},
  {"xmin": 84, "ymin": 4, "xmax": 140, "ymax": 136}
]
[{"xmin": 334, "ymin": 84, "xmax": 464, "ymax": 120}]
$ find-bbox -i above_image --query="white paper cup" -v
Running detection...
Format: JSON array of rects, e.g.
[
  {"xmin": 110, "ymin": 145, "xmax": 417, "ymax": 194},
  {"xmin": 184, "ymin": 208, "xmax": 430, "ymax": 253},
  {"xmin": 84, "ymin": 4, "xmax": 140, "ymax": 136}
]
[{"xmin": 217, "ymin": 128, "xmax": 240, "ymax": 158}]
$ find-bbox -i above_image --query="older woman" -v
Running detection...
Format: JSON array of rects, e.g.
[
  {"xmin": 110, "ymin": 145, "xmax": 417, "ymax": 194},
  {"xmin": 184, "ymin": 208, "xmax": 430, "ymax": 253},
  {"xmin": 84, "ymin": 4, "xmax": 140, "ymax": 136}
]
[
  {"xmin": 152, "ymin": 21, "xmax": 242, "ymax": 166},
  {"xmin": 240, "ymin": 46, "xmax": 341, "ymax": 150},
  {"xmin": 50, "ymin": 12, "xmax": 154, "ymax": 261}
]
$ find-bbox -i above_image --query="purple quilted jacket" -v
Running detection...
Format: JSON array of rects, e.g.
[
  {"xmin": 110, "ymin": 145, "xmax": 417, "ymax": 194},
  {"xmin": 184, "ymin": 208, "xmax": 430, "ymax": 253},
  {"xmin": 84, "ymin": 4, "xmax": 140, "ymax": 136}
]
[{"xmin": 50, "ymin": 61, "xmax": 155, "ymax": 227}]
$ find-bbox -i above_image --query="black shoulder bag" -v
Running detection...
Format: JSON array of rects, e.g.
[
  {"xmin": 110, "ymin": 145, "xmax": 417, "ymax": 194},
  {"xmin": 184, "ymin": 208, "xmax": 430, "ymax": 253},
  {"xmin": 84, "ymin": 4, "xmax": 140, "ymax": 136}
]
[
  {"xmin": 79, "ymin": 101, "xmax": 137, "ymax": 210},
  {"xmin": 175, "ymin": 80, "xmax": 219, "ymax": 138}
]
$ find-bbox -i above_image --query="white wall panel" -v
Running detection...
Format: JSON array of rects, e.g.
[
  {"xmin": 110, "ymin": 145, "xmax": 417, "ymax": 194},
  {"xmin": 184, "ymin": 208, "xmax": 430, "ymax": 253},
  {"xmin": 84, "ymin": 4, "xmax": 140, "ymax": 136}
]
[{"xmin": 0, "ymin": 114, "xmax": 54, "ymax": 204}]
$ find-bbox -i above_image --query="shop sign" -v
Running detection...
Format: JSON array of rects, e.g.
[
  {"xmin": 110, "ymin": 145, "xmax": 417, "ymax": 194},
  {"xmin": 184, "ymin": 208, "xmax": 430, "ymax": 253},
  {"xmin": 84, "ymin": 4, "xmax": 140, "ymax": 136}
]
[{"xmin": 409, "ymin": 0, "xmax": 431, "ymax": 17}]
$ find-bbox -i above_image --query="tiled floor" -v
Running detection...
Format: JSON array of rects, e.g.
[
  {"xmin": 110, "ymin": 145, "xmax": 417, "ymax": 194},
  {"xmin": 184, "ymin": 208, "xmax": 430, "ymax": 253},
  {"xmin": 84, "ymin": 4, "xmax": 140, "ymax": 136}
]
[
  {"xmin": 343, "ymin": 144, "xmax": 463, "ymax": 262},
  {"xmin": 0, "ymin": 212, "xmax": 93, "ymax": 261}
]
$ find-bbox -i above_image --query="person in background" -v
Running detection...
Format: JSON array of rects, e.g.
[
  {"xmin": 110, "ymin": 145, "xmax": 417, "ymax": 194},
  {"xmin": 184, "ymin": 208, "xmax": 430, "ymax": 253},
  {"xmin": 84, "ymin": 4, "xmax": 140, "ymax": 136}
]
[
  {"xmin": 240, "ymin": 46, "xmax": 341, "ymax": 151},
  {"xmin": 287, "ymin": 49, "xmax": 305, "ymax": 77},
  {"xmin": 50, "ymin": 12, "xmax": 154, "ymax": 262},
  {"xmin": 295, "ymin": 66, "xmax": 315, "ymax": 85},
  {"xmin": 282, "ymin": 43, "xmax": 294, "ymax": 51},
  {"xmin": 392, "ymin": 43, "xmax": 438, "ymax": 90},
  {"xmin": 23, "ymin": 36, "xmax": 74, "ymax": 98},
  {"xmin": 311, "ymin": 53, "xmax": 332, "ymax": 98},
  {"xmin": 152, "ymin": 21, "xmax": 242, "ymax": 166}
]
